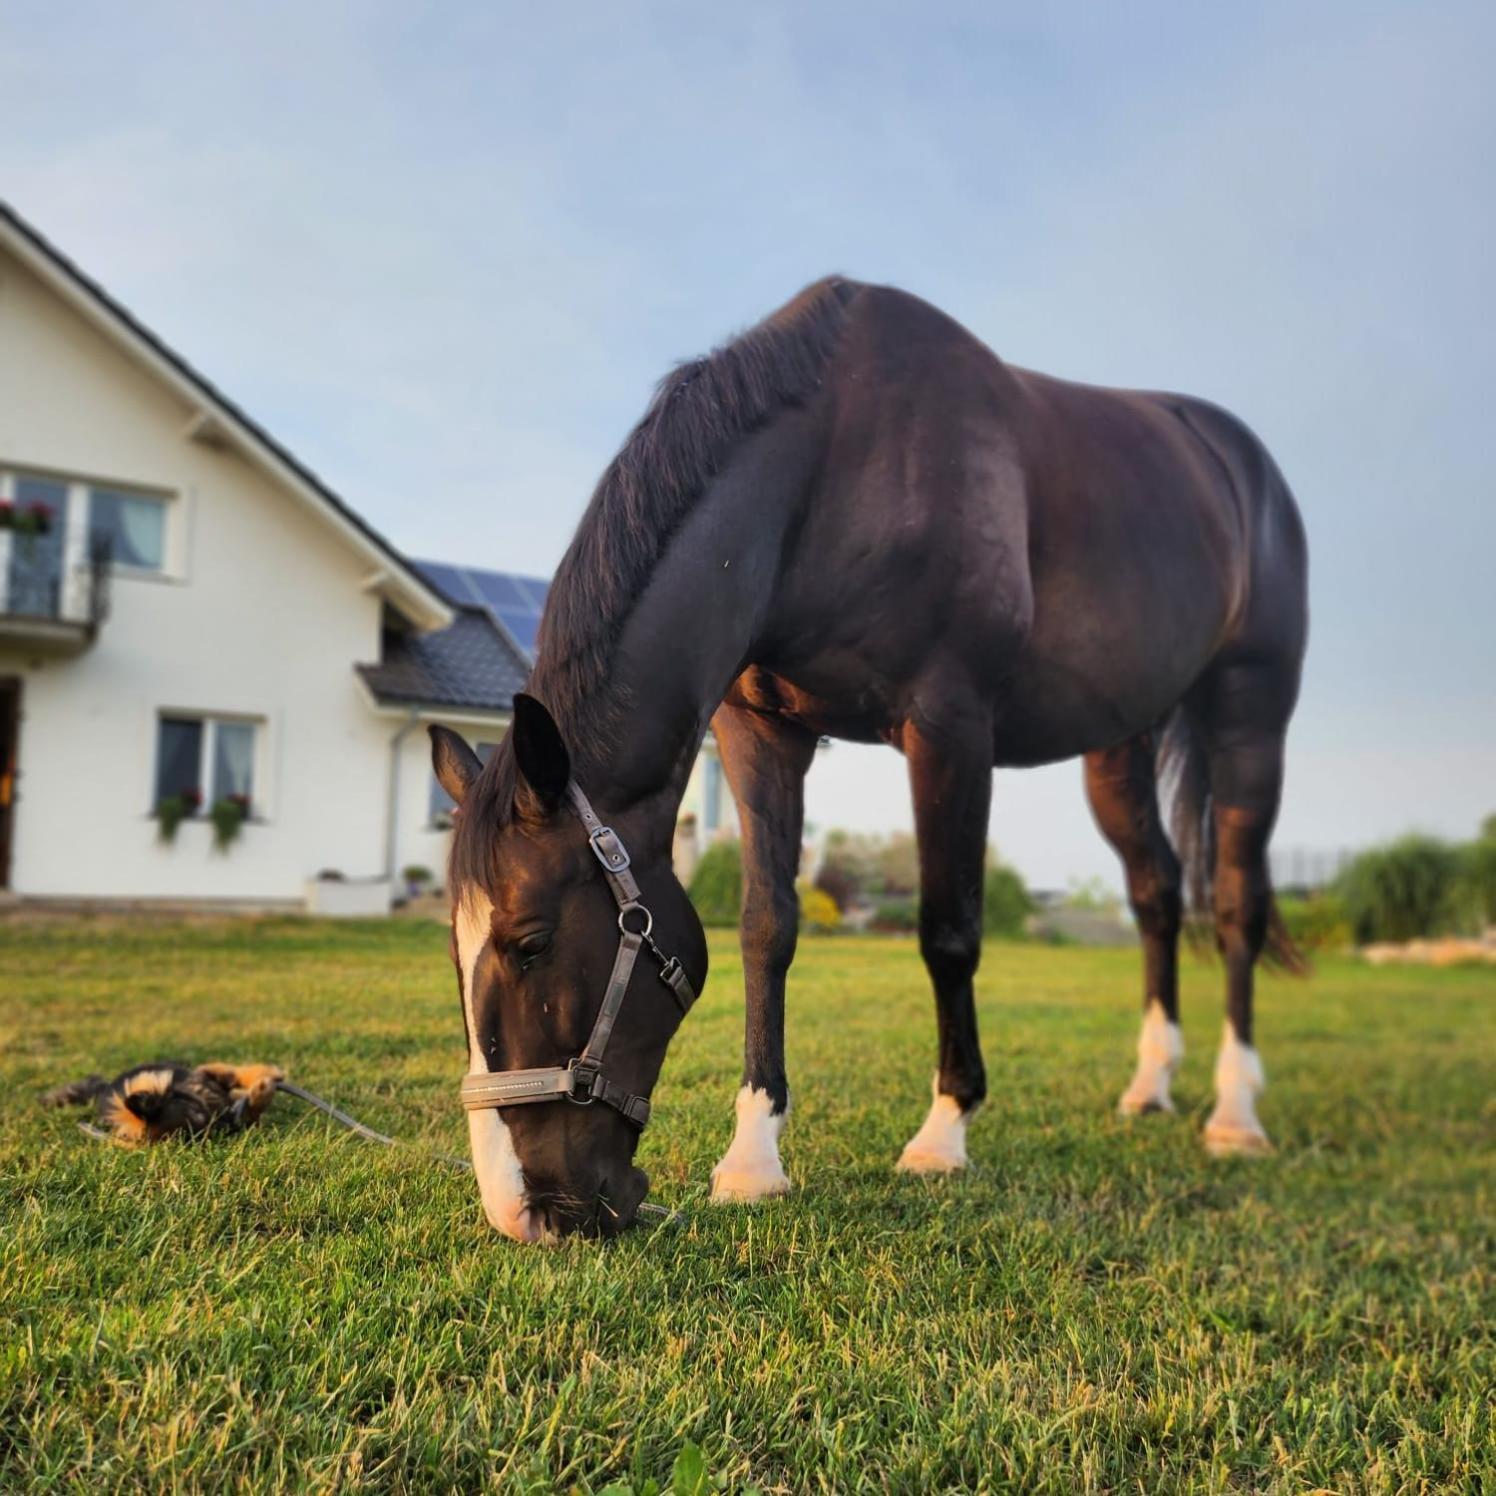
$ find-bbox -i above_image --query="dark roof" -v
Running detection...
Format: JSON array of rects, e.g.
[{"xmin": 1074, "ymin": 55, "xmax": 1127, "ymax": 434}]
[
  {"xmin": 0, "ymin": 199, "xmax": 450, "ymax": 628},
  {"xmin": 414, "ymin": 560, "xmax": 549, "ymax": 659},
  {"xmin": 357, "ymin": 607, "xmax": 530, "ymax": 715}
]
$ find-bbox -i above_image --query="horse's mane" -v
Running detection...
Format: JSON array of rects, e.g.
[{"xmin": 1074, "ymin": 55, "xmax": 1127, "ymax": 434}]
[
  {"xmin": 535, "ymin": 274, "xmax": 858, "ymax": 720},
  {"xmin": 449, "ymin": 275, "xmax": 858, "ymax": 895}
]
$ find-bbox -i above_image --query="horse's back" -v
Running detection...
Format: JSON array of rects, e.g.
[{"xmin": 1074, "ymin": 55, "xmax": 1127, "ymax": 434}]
[{"xmin": 796, "ymin": 284, "xmax": 1307, "ymax": 760}]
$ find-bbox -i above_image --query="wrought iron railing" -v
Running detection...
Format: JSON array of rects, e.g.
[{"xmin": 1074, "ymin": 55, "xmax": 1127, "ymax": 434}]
[{"xmin": 0, "ymin": 534, "xmax": 111, "ymax": 633}]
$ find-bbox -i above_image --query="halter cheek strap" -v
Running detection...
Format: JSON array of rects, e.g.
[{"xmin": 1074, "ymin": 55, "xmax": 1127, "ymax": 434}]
[{"xmin": 458, "ymin": 781, "xmax": 696, "ymax": 1129}]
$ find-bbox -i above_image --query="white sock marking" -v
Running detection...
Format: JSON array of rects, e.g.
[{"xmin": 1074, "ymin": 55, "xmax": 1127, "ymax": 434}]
[
  {"xmin": 710, "ymin": 1085, "xmax": 791, "ymax": 1202},
  {"xmin": 897, "ymin": 1073, "xmax": 973, "ymax": 1173},
  {"xmin": 1118, "ymin": 999, "xmax": 1184, "ymax": 1115},
  {"xmin": 456, "ymin": 891, "xmax": 541, "ymax": 1241},
  {"xmin": 1205, "ymin": 1023, "xmax": 1271, "ymax": 1155}
]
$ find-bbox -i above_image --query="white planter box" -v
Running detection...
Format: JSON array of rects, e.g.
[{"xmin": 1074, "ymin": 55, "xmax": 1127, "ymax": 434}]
[{"xmin": 304, "ymin": 877, "xmax": 392, "ymax": 917}]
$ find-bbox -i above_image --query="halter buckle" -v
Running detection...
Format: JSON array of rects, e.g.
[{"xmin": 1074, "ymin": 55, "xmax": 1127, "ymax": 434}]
[
  {"xmin": 566, "ymin": 1058, "xmax": 600, "ymax": 1105},
  {"xmin": 587, "ymin": 824, "xmax": 631, "ymax": 873}
]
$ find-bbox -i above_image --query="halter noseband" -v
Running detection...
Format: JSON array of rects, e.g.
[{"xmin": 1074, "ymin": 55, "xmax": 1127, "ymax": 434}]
[{"xmin": 457, "ymin": 781, "xmax": 696, "ymax": 1130}]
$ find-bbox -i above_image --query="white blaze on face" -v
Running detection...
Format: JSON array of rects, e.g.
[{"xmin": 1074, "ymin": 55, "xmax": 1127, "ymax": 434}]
[
  {"xmin": 896, "ymin": 1073, "xmax": 973, "ymax": 1174},
  {"xmin": 456, "ymin": 890, "xmax": 541, "ymax": 1242},
  {"xmin": 1204, "ymin": 1022, "xmax": 1272, "ymax": 1156},
  {"xmin": 1118, "ymin": 999, "xmax": 1184, "ymax": 1115},
  {"xmin": 710, "ymin": 1085, "xmax": 792, "ymax": 1202}
]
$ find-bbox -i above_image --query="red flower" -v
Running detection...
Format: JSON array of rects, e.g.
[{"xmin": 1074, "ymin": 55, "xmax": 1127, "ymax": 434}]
[{"xmin": 184, "ymin": 788, "xmax": 203, "ymax": 807}]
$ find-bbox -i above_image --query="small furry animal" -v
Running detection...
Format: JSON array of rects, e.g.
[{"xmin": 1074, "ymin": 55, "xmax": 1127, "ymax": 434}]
[{"xmin": 42, "ymin": 1061, "xmax": 285, "ymax": 1143}]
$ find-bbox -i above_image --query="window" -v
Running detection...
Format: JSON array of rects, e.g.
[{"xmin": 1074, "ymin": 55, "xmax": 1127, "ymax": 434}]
[
  {"xmin": 429, "ymin": 740, "xmax": 499, "ymax": 826},
  {"xmin": 155, "ymin": 715, "xmax": 258, "ymax": 814},
  {"xmin": 4, "ymin": 473, "xmax": 70, "ymax": 618},
  {"xmin": 91, "ymin": 488, "xmax": 167, "ymax": 571}
]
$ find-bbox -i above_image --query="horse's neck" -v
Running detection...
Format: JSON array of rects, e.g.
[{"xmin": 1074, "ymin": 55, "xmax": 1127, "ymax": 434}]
[{"xmin": 534, "ymin": 442, "xmax": 806, "ymax": 838}]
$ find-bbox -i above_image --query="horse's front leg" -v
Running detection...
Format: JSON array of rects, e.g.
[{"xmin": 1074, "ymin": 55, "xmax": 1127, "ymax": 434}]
[
  {"xmin": 897, "ymin": 708, "xmax": 992, "ymax": 1174},
  {"xmin": 707, "ymin": 703, "xmax": 818, "ymax": 1202}
]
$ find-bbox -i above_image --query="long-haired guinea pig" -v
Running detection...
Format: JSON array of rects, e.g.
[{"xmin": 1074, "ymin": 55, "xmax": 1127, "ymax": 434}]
[{"xmin": 42, "ymin": 1061, "xmax": 284, "ymax": 1142}]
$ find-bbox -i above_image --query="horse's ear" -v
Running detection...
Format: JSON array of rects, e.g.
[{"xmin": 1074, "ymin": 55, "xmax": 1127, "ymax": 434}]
[
  {"xmin": 429, "ymin": 725, "xmax": 482, "ymax": 804},
  {"xmin": 511, "ymin": 693, "xmax": 571, "ymax": 816}
]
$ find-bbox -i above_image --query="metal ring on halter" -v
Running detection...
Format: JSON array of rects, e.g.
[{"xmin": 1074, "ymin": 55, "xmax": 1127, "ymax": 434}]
[{"xmin": 618, "ymin": 904, "xmax": 653, "ymax": 938}]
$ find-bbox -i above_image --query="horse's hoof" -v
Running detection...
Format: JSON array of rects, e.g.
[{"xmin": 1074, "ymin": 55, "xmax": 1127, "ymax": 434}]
[
  {"xmin": 709, "ymin": 1163, "xmax": 791, "ymax": 1203},
  {"xmin": 1117, "ymin": 1090, "xmax": 1176, "ymax": 1117},
  {"xmin": 1203, "ymin": 1122, "xmax": 1273, "ymax": 1157},
  {"xmin": 895, "ymin": 1145, "xmax": 966, "ymax": 1175}
]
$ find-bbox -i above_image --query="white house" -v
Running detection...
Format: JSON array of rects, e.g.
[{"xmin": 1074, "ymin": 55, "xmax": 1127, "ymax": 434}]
[{"xmin": 0, "ymin": 202, "xmax": 731, "ymax": 910}]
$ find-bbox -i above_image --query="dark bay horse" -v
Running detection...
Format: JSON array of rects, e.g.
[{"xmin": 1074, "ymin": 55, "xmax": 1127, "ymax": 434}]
[{"xmin": 431, "ymin": 277, "xmax": 1308, "ymax": 1241}]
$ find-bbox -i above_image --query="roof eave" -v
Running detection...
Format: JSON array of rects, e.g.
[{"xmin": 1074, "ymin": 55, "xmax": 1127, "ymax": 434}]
[{"xmin": 0, "ymin": 201, "xmax": 454, "ymax": 634}]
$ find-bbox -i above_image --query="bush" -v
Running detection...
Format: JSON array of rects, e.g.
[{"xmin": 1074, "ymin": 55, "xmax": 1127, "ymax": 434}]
[
  {"xmin": 983, "ymin": 862, "xmax": 1032, "ymax": 937},
  {"xmin": 1457, "ymin": 835, "xmax": 1496, "ymax": 928},
  {"xmin": 870, "ymin": 898, "xmax": 918, "ymax": 933},
  {"xmin": 1337, "ymin": 835, "xmax": 1463, "ymax": 943},
  {"xmin": 687, "ymin": 840, "xmax": 742, "ymax": 927},
  {"xmin": 797, "ymin": 881, "xmax": 841, "ymax": 932},
  {"xmin": 1276, "ymin": 892, "xmax": 1353, "ymax": 951}
]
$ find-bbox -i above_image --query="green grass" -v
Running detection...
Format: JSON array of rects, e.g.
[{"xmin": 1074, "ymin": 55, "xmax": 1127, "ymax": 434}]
[{"xmin": 1, "ymin": 918, "xmax": 1491, "ymax": 1494}]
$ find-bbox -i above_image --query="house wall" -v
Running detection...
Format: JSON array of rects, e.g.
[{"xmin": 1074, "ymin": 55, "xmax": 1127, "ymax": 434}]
[{"xmin": 0, "ymin": 245, "xmax": 402, "ymax": 902}]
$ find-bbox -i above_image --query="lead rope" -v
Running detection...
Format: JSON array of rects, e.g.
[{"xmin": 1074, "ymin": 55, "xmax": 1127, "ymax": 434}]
[{"xmin": 79, "ymin": 1082, "xmax": 674, "ymax": 1224}]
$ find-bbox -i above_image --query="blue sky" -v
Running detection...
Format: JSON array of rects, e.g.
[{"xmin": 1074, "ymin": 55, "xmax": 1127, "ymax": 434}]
[{"xmin": 3, "ymin": 1, "xmax": 1492, "ymax": 887}]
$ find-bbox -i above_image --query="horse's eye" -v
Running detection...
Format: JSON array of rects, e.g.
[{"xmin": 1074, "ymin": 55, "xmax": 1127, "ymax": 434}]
[{"xmin": 515, "ymin": 931, "xmax": 553, "ymax": 970}]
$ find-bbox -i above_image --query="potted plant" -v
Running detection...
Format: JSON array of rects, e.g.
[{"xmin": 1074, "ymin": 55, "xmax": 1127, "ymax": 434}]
[
  {"xmin": 402, "ymin": 864, "xmax": 434, "ymax": 900},
  {"xmin": 209, "ymin": 792, "xmax": 252, "ymax": 851},
  {"xmin": 0, "ymin": 500, "xmax": 55, "ymax": 538},
  {"xmin": 155, "ymin": 788, "xmax": 202, "ymax": 844}
]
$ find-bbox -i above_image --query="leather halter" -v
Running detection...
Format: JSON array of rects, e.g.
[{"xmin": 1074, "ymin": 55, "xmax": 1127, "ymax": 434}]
[{"xmin": 458, "ymin": 781, "xmax": 696, "ymax": 1130}]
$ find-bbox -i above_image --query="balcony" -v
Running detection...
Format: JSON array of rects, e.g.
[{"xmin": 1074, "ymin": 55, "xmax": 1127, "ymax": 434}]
[{"xmin": 0, "ymin": 534, "xmax": 111, "ymax": 652}]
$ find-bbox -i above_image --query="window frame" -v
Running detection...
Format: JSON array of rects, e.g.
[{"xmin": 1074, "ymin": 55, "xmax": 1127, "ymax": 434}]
[
  {"xmin": 88, "ymin": 484, "xmax": 173, "ymax": 576},
  {"xmin": 153, "ymin": 712, "xmax": 264, "ymax": 820}
]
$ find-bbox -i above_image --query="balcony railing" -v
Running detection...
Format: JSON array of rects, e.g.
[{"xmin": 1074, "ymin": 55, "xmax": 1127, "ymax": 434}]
[{"xmin": 0, "ymin": 534, "xmax": 111, "ymax": 646}]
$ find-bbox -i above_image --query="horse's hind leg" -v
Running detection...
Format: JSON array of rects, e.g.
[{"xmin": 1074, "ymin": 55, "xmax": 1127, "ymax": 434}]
[
  {"xmin": 707, "ymin": 703, "xmax": 819, "ymax": 1203},
  {"xmin": 1196, "ymin": 663, "xmax": 1295, "ymax": 1156},
  {"xmin": 896, "ymin": 709, "xmax": 991, "ymax": 1174},
  {"xmin": 1083, "ymin": 737, "xmax": 1185, "ymax": 1116}
]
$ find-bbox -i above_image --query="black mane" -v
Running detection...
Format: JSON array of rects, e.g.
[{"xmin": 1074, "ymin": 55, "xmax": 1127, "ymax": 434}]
[
  {"xmin": 449, "ymin": 275, "xmax": 858, "ymax": 894},
  {"xmin": 535, "ymin": 274, "xmax": 857, "ymax": 721}
]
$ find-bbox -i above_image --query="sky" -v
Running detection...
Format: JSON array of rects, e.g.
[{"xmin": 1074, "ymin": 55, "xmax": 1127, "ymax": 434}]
[{"xmin": 3, "ymin": 0, "xmax": 1492, "ymax": 889}]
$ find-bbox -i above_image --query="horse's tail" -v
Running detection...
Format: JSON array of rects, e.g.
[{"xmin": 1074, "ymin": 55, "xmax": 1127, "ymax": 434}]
[{"xmin": 1155, "ymin": 706, "xmax": 1306, "ymax": 973}]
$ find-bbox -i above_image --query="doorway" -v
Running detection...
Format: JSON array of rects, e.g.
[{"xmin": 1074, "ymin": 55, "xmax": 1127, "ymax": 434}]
[{"xmin": 0, "ymin": 678, "xmax": 19, "ymax": 889}]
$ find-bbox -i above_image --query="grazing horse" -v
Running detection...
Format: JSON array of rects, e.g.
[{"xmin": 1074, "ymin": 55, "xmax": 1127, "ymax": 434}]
[{"xmin": 432, "ymin": 277, "xmax": 1308, "ymax": 1241}]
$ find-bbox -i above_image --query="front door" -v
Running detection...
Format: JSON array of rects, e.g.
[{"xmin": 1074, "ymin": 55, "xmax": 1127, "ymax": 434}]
[{"xmin": 0, "ymin": 678, "xmax": 18, "ymax": 889}]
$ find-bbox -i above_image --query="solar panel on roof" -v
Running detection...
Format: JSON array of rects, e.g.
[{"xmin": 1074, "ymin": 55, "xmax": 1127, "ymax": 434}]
[
  {"xmin": 414, "ymin": 560, "xmax": 470, "ymax": 603},
  {"xmin": 497, "ymin": 609, "xmax": 542, "ymax": 652},
  {"xmin": 472, "ymin": 571, "xmax": 528, "ymax": 610},
  {"xmin": 512, "ymin": 576, "xmax": 550, "ymax": 609}
]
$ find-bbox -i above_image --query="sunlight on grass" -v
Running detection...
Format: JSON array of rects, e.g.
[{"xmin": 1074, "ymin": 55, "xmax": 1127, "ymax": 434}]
[{"xmin": 2, "ymin": 918, "xmax": 1491, "ymax": 1492}]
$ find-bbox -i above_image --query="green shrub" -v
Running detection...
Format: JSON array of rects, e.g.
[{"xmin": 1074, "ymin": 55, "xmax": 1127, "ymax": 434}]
[
  {"xmin": 1457, "ymin": 835, "xmax": 1496, "ymax": 927},
  {"xmin": 983, "ymin": 862, "xmax": 1032, "ymax": 937},
  {"xmin": 1276, "ymin": 892, "xmax": 1353, "ymax": 951},
  {"xmin": 1337, "ymin": 835, "xmax": 1463, "ymax": 943},
  {"xmin": 687, "ymin": 840, "xmax": 742, "ymax": 927},
  {"xmin": 797, "ymin": 880, "xmax": 841, "ymax": 932},
  {"xmin": 870, "ymin": 898, "xmax": 918, "ymax": 933}
]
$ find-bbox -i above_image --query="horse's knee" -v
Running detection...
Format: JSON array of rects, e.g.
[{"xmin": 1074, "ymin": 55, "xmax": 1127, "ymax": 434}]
[
  {"xmin": 919, "ymin": 917, "xmax": 980, "ymax": 987},
  {"xmin": 740, "ymin": 885, "xmax": 800, "ymax": 973}
]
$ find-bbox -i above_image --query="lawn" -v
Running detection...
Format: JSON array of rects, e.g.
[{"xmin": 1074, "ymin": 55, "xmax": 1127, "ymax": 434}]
[{"xmin": 1, "ymin": 917, "xmax": 1491, "ymax": 1494}]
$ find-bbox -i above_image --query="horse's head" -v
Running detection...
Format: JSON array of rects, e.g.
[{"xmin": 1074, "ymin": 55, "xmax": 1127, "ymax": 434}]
[{"xmin": 431, "ymin": 695, "xmax": 707, "ymax": 1242}]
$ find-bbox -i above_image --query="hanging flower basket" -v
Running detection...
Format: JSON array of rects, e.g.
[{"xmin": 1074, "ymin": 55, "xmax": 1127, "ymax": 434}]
[
  {"xmin": 210, "ymin": 793, "xmax": 252, "ymax": 852},
  {"xmin": 0, "ymin": 501, "xmax": 55, "ymax": 538},
  {"xmin": 156, "ymin": 789, "xmax": 202, "ymax": 843}
]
